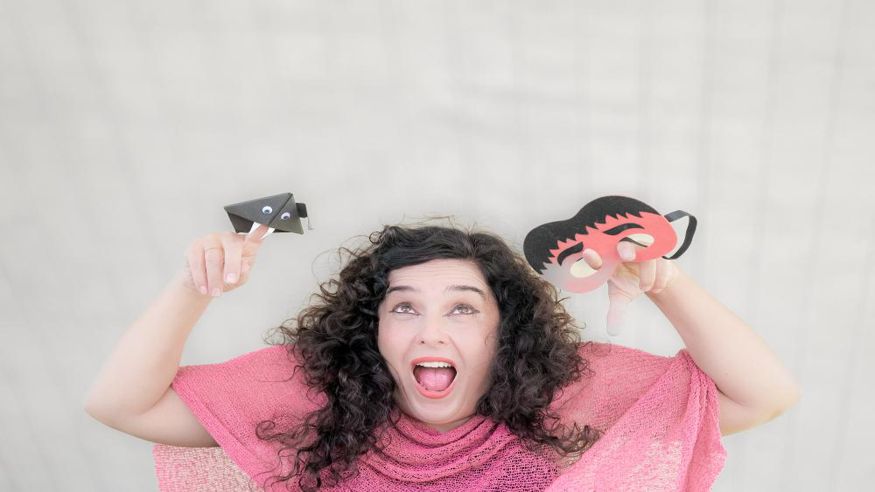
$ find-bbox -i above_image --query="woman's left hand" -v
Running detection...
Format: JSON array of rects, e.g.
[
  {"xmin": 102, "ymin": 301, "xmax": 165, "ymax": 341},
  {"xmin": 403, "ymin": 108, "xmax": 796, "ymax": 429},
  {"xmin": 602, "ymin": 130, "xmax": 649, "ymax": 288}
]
[{"xmin": 580, "ymin": 241, "xmax": 680, "ymax": 335}]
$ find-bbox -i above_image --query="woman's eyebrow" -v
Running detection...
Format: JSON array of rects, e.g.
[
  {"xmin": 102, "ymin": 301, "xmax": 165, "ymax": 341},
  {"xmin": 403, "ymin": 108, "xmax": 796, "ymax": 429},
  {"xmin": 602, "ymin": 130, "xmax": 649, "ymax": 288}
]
[
  {"xmin": 385, "ymin": 285, "xmax": 486, "ymax": 300},
  {"xmin": 447, "ymin": 285, "xmax": 486, "ymax": 299},
  {"xmin": 385, "ymin": 285, "xmax": 416, "ymax": 296}
]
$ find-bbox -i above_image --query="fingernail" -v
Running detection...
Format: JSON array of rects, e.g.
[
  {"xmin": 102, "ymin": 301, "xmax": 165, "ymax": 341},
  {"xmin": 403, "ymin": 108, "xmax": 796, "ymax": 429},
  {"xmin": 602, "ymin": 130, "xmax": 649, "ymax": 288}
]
[
  {"xmin": 226, "ymin": 273, "xmax": 238, "ymax": 283},
  {"xmin": 199, "ymin": 286, "xmax": 207, "ymax": 295}
]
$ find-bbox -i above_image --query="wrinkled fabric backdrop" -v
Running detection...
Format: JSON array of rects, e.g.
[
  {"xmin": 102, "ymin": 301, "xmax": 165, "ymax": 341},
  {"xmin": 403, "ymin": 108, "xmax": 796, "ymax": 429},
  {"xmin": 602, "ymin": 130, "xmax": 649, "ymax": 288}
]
[{"xmin": 0, "ymin": 1, "xmax": 872, "ymax": 491}]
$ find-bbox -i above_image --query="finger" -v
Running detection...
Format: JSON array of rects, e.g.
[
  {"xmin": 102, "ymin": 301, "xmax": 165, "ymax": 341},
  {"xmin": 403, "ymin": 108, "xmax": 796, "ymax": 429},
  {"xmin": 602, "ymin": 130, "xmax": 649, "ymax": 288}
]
[
  {"xmin": 607, "ymin": 317, "xmax": 624, "ymax": 336},
  {"xmin": 606, "ymin": 291, "xmax": 632, "ymax": 336},
  {"xmin": 243, "ymin": 228, "xmax": 269, "ymax": 265},
  {"xmin": 242, "ymin": 224, "xmax": 269, "ymax": 258},
  {"xmin": 638, "ymin": 258, "xmax": 657, "ymax": 291},
  {"xmin": 186, "ymin": 244, "xmax": 209, "ymax": 295},
  {"xmin": 651, "ymin": 259, "xmax": 670, "ymax": 293},
  {"xmin": 203, "ymin": 241, "xmax": 225, "ymax": 297},
  {"xmin": 618, "ymin": 241, "xmax": 637, "ymax": 262},
  {"xmin": 582, "ymin": 248, "xmax": 603, "ymax": 270},
  {"xmin": 245, "ymin": 223, "xmax": 271, "ymax": 245},
  {"xmin": 221, "ymin": 233, "xmax": 243, "ymax": 285}
]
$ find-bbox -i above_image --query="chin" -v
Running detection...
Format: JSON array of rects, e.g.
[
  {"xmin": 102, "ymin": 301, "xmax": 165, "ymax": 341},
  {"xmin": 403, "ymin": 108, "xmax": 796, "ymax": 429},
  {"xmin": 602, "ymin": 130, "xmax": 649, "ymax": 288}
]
[
  {"xmin": 397, "ymin": 387, "xmax": 468, "ymax": 425},
  {"xmin": 414, "ymin": 411, "xmax": 472, "ymax": 432}
]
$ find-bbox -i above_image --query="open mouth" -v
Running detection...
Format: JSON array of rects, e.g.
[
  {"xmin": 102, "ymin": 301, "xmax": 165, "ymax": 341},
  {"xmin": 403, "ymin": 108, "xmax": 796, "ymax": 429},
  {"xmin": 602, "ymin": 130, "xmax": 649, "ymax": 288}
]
[{"xmin": 411, "ymin": 359, "xmax": 458, "ymax": 397}]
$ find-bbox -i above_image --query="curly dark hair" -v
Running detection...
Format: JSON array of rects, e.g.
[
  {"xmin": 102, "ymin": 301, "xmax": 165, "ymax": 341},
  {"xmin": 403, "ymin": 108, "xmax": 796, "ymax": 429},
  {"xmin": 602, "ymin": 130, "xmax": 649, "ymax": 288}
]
[{"xmin": 255, "ymin": 222, "xmax": 601, "ymax": 491}]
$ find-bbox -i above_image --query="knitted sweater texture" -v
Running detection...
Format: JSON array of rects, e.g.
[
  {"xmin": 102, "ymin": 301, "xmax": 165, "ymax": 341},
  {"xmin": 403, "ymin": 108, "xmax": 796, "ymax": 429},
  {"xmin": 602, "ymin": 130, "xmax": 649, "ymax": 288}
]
[{"xmin": 153, "ymin": 342, "xmax": 726, "ymax": 491}]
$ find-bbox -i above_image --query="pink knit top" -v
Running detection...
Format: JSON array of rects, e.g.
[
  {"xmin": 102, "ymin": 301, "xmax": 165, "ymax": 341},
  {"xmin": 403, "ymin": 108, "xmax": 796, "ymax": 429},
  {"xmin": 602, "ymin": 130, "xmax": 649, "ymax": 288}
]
[{"xmin": 154, "ymin": 342, "xmax": 726, "ymax": 491}]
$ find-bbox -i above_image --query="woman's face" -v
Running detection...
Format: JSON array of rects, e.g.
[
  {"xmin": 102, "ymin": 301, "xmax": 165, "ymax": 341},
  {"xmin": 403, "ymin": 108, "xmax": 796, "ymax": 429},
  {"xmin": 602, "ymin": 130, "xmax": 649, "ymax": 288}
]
[{"xmin": 377, "ymin": 258, "xmax": 500, "ymax": 433}]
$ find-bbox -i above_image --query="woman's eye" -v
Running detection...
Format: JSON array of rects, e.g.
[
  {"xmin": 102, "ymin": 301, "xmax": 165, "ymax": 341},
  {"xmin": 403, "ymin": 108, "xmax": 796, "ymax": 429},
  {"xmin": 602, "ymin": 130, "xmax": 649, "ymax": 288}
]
[
  {"xmin": 391, "ymin": 303, "xmax": 416, "ymax": 314},
  {"xmin": 452, "ymin": 304, "xmax": 477, "ymax": 315}
]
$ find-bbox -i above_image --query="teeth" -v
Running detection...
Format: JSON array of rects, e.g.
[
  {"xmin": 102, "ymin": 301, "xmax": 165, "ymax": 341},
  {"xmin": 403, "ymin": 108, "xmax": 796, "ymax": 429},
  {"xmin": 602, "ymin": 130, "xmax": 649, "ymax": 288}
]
[{"xmin": 416, "ymin": 361, "xmax": 454, "ymax": 368}]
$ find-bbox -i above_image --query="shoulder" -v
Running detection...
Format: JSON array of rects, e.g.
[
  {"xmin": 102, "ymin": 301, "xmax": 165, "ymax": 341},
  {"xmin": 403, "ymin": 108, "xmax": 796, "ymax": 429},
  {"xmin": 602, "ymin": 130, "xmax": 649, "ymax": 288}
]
[
  {"xmin": 210, "ymin": 344, "xmax": 297, "ymax": 373},
  {"xmin": 174, "ymin": 345, "xmax": 298, "ymax": 384},
  {"xmin": 549, "ymin": 341, "xmax": 678, "ymax": 429},
  {"xmin": 577, "ymin": 341, "xmax": 675, "ymax": 376},
  {"xmin": 173, "ymin": 344, "xmax": 324, "ymax": 421},
  {"xmin": 177, "ymin": 345, "xmax": 299, "ymax": 379},
  {"xmin": 167, "ymin": 345, "xmax": 323, "ymax": 480}
]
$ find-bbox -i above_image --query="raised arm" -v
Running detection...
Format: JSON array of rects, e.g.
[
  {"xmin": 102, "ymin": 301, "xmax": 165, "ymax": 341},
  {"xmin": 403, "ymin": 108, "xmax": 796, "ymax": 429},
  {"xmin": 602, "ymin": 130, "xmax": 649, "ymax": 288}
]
[
  {"xmin": 84, "ymin": 225, "xmax": 268, "ymax": 446},
  {"xmin": 645, "ymin": 265, "xmax": 801, "ymax": 435},
  {"xmin": 84, "ymin": 271, "xmax": 217, "ymax": 446},
  {"xmin": 581, "ymin": 241, "xmax": 801, "ymax": 436}
]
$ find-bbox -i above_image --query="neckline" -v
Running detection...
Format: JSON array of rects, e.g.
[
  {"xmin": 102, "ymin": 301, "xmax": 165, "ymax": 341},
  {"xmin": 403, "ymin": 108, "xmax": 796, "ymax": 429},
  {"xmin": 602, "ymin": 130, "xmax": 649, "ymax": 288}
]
[{"xmin": 393, "ymin": 409, "xmax": 492, "ymax": 442}]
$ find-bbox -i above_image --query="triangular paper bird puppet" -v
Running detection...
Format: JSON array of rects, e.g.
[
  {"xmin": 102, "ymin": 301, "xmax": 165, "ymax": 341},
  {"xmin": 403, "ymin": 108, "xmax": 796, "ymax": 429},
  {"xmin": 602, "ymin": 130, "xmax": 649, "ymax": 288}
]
[
  {"xmin": 523, "ymin": 195, "xmax": 697, "ymax": 294},
  {"xmin": 224, "ymin": 192, "xmax": 310, "ymax": 240}
]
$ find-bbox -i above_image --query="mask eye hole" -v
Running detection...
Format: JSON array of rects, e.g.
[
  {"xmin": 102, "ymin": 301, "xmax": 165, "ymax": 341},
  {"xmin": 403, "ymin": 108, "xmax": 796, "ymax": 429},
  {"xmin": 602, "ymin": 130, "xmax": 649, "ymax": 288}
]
[
  {"xmin": 280, "ymin": 212, "xmax": 291, "ymax": 220},
  {"xmin": 261, "ymin": 206, "xmax": 273, "ymax": 214},
  {"xmin": 569, "ymin": 257, "xmax": 598, "ymax": 278},
  {"xmin": 621, "ymin": 233, "xmax": 654, "ymax": 247}
]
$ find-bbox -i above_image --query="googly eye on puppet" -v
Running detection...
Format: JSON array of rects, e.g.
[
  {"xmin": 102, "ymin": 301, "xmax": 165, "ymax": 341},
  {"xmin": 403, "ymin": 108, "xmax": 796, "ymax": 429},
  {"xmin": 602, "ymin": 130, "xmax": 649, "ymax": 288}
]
[
  {"xmin": 224, "ymin": 192, "xmax": 312, "ymax": 240},
  {"xmin": 523, "ymin": 195, "xmax": 697, "ymax": 294}
]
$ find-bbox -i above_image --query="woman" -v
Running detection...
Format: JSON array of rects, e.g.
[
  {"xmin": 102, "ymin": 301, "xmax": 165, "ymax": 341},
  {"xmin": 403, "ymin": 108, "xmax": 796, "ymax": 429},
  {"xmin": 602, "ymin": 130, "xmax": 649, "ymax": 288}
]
[{"xmin": 85, "ymin": 221, "xmax": 800, "ymax": 491}]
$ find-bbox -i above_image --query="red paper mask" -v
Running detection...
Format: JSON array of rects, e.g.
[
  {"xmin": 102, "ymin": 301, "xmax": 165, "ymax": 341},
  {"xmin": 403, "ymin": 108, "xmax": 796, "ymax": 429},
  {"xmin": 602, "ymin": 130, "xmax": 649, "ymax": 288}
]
[{"xmin": 523, "ymin": 195, "xmax": 697, "ymax": 293}]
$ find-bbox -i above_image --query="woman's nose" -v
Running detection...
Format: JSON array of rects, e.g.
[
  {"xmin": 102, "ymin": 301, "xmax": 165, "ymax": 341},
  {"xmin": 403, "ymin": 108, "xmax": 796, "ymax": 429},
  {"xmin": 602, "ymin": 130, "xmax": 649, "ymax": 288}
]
[{"xmin": 416, "ymin": 316, "xmax": 448, "ymax": 345}]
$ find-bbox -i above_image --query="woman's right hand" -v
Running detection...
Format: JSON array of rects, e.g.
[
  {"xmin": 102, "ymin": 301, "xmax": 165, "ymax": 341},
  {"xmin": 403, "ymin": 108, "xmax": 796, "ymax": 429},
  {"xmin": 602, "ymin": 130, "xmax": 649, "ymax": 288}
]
[{"xmin": 180, "ymin": 223, "xmax": 270, "ymax": 297}]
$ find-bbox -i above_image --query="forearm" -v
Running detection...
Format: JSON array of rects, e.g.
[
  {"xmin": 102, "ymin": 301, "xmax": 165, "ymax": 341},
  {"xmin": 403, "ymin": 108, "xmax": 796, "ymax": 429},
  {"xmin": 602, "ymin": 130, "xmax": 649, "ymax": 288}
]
[
  {"xmin": 85, "ymin": 270, "xmax": 212, "ymax": 418},
  {"xmin": 647, "ymin": 265, "xmax": 800, "ymax": 412}
]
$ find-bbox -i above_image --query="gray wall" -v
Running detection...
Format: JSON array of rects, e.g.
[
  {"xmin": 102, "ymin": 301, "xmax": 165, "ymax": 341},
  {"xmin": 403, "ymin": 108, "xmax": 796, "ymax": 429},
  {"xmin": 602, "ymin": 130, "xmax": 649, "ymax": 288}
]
[{"xmin": 1, "ymin": 0, "xmax": 872, "ymax": 490}]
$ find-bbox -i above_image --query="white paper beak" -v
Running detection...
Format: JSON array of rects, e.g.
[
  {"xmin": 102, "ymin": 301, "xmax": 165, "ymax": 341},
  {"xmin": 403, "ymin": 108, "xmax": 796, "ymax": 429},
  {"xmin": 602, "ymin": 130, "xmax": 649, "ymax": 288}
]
[{"xmin": 246, "ymin": 222, "xmax": 276, "ymax": 240}]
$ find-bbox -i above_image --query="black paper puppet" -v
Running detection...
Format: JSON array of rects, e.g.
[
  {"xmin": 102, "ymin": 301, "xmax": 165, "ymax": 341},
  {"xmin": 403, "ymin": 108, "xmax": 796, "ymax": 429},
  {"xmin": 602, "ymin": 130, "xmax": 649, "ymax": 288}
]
[
  {"xmin": 224, "ymin": 192, "xmax": 310, "ymax": 240},
  {"xmin": 523, "ymin": 195, "xmax": 696, "ymax": 295}
]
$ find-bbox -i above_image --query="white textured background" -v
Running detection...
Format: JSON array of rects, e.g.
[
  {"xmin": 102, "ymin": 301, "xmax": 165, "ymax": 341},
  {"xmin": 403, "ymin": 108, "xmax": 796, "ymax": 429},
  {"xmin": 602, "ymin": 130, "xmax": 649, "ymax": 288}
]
[{"xmin": 1, "ymin": 0, "xmax": 873, "ymax": 490}]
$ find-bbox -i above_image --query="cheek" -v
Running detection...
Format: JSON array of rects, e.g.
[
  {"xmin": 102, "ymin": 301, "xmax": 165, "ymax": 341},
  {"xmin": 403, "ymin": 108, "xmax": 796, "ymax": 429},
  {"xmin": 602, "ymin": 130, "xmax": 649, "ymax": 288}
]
[
  {"xmin": 376, "ymin": 321, "xmax": 409, "ymax": 362},
  {"xmin": 462, "ymin": 321, "xmax": 500, "ymax": 369},
  {"xmin": 464, "ymin": 330, "xmax": 496, "ymax": 355}
]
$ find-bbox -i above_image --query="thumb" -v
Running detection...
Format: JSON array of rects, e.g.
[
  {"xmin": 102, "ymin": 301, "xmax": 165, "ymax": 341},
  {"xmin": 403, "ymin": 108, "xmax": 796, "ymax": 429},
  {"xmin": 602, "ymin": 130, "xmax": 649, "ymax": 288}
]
[
  {"xmin": 606, "ymin": 303, "xmax": 627, "ymax": 336},
  {"xmin": 606, "ymin": 284, "xmax": 633, "ymax": 336}
]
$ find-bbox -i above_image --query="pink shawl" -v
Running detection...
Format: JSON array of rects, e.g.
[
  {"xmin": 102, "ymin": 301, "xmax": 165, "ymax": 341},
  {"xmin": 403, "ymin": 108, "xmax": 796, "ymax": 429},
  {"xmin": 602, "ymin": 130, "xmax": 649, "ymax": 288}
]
[{"xmin": 154, "ymin": 342, "xmax": 725, "ymax": 491}]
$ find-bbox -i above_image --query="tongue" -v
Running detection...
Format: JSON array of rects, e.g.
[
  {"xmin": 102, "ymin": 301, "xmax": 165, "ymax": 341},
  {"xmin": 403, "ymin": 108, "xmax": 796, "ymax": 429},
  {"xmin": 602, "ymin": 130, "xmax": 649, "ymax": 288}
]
[{"xmin": 414, "ymin": 367, "xmax": 455, "ymax": 392}]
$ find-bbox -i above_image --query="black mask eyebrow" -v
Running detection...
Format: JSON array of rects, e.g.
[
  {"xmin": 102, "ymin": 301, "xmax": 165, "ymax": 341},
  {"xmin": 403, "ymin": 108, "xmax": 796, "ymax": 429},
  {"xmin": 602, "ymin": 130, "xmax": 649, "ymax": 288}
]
[
  {"xmin": 603, "ymin": 223, "xmax": 644, "ymax": 235},
  {"xmin": 556, "ymin": 242, "xmax": 584, "ymax": 265}
]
